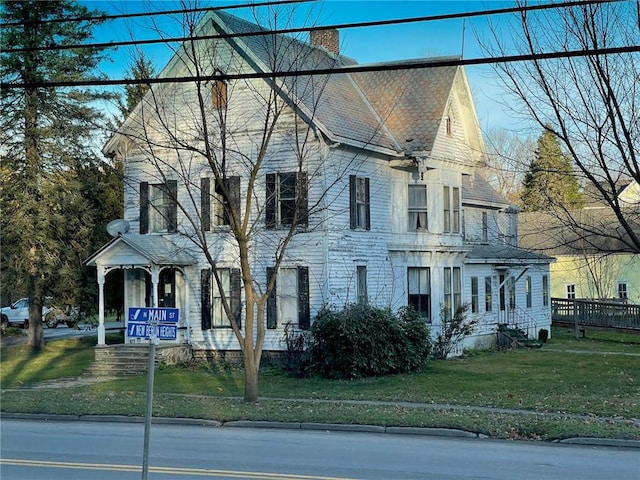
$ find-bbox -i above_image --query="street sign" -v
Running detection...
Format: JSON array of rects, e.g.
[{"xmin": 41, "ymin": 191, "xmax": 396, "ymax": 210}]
[
  {"xmin": 128, "ymin": 322, "xmax": 177, "ymax": 340},
  {"xmin": 128, "ymin": 307, "xmax": 179, "ymax": 323}
]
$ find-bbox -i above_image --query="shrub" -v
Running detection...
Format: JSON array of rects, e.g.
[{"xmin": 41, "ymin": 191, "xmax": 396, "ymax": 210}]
[
  {"xmin": 433, "ymin": 303, "xmax": 477, "ymax": 359},
  {"xmin": 304, "ymin": 304, "xmax": 431, "ymax": 379}
]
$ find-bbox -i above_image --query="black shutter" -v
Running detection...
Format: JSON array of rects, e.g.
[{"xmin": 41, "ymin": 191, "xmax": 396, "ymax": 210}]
[
  {"xmin": 266, "ymin": 267, "xmax": 277, "ymax": 329},
  {"xmin": 167, "ymin": 180, "xmax": 178, "ymax": 232},
  {"xmin": 365, "ymin": 177, "xmax": 371, "ymax": 230},
  {"xmin": 230, "ymin": 268, "xmax": 241, "ymax": 329},
  {"xmin": 140, "ymin": 182, "xmax": 149, "ymax": 234},
  {"xmin": 297, "ymin": 171, "xmax": 308, "ymax": 228},
  {"xmin": 201, "ymin": 269, "xmax": 212, "ymax": 330},
  {"xmin": 201, "ymin": 178, "xmax": 211, "ymax": 231},
  {"xmin": 229, "ymin": 176, "xmax": 241, "ymax": 227},
  {"xmin": 298, "ymin": 266, "xmax": 310, "ymax": 330},
  {"xmin": 265, "ymin": 173, "xmax": 276, "ymax": 228},
  {"xmin": 349, "ymin": 175, "xmax": 356, "ymax": 229}
]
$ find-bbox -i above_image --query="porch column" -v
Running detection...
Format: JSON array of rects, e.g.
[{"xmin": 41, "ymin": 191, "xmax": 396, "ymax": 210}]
[
  {"xmin": 97, "ymin": 264, "xmax": 106, "ymax": 345},
  {"xmin": 151, "ymin": 267, "xmax": 160, "ymax": 308}
]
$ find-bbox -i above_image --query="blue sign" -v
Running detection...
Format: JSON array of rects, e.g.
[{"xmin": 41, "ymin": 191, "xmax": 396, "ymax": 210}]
[
  {"xmin": 128, "ymin": 322, "xmax": 177, "ymax": 340},
  {"xmin": 128, "ymin": 307, "xmax": 179, "ymax": 323}
]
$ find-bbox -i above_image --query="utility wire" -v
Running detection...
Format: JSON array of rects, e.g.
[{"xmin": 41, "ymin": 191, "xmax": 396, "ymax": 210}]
[
  {"xmin": 2, "ymin": 0, "xmax": 621, "ymax": 54},
  {"xmin": 3, "ymin": 45, "xmax": 638, "ymax": 89},
  {"xmin": 0, "ymin": 0, "xmax": 316, "ymax": 27}
]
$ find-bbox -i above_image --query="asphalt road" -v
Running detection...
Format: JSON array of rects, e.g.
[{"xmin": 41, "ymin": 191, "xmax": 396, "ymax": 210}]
[{"xmin": 1, "ymin": 419, "xmax": 638, "ymax": 480}]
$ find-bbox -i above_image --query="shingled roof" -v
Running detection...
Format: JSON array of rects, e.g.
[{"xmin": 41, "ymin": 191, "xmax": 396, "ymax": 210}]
[{"xmin": 210, "ymin": 10, "xmax": 460, "ymax": 156}]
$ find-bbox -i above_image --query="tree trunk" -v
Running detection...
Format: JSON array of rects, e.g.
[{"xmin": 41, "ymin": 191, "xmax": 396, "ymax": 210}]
[
  {"xmin": 26, "ymin": 267, "xmax": 44, "ymax": 349},
  {"xmin": 242, "ymin": 292, "xmax": 260, "ymax": 402},
  {"xmin": 243, "ymin": 345, "xmax": 260, "ymax": 403}
]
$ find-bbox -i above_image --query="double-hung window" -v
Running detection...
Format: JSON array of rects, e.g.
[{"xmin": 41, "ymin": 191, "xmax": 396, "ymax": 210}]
[
  {"xmin": 140, "ymin": 181, "xmax": 177, "ymax": 233},
  {"xmin": 201, "ymin": 268, "xmax": 241, "ymax": 330},
  {"xmin": 266, "ymin": 172, "xmax": 308, "ymax": 228},
  {"xmin": 471, "ymin": 277, "xmax": 479, "ymax": 313},
  {"xmin": 356, "ymin": 266, "xmax": 368, "ymax": 304},
  {"xmin": 566, "ymin": 284, "xmax": 576, "ymax": 299},
  {"xmin": 482, "ymin": 211, "xmax": 488, "ymax": 243},
  {"xmin": 525, "ymin": 276, "xmax": 532, "ymax": 308},
  {"xmin": 443, "ymin": 186, "xmax": 460, "ymax": 233},
  {"xmin": 201, "ymin": 177, "xmax": 240, "ymax": 231},
  {"xmin": 408, "ymin": 184, "xmax": 428, "ymax": 231},
  {"xmin": 508, "ymin": 277, "xmax": 516, "ymax": 309},
  {"xmin": 408, "ymin": 267, "xmax": 431, "ymax": 320},
  {"xmin": 266, "ymin": 266, "xmax": 310, "ymax": 330},
  {"xmin": 542, "ymin": 275, "xmax": 549, "ymax": 306},
  {"xmin": 444, "ymin": 267, "xmax": 462, "ymax": 319},
  {"xmin": 485, "ymin": 276, "xmax": 493, "ymax": 312},
  {"xmin": 618, "ymin": 282, "xmax": 628, "ymax": 300},
  {"xmin": 350, "ymin": 176, "xmax": 370, "ymax": 230}
]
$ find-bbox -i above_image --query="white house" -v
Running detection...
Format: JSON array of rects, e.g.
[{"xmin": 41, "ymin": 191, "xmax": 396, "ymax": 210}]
[{"xmin": 86, "ymin": 10, "xmax": 553, "ymax": 358}]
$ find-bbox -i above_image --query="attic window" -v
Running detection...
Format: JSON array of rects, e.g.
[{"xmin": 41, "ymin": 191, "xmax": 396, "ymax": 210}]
[
  {"xmin": 212, "ymin": 78, "xmax": 227, "ymax": 110},
  {"xmin": 445, "ymin": 115, "xmax": 452, "ymax": 136}
]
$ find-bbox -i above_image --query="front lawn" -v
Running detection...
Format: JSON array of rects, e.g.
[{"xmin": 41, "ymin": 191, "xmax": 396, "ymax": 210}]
[{"xmin": 2, "ymin": 327, "xmax": 638, "ymax": 441}]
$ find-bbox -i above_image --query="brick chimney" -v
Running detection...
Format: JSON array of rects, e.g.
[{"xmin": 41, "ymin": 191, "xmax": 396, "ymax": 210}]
[{"xmin": 310, "ymin": 29, "xmax": 339, "ymax": 55}]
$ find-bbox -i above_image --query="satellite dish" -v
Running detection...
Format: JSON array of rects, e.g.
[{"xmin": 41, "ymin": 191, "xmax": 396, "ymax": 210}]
[{"xmin": 107, "ymin": 219, "xmax": 130, "ymax": 237}]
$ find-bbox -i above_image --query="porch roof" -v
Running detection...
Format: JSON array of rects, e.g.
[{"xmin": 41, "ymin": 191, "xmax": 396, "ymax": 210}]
[
  {"xmin": 464, "ymin": 244, "xmax": 555, "ymax": 266},
  {"xmin": 85, "ymin": 234, "xmax": 196, "ymax": 268}
]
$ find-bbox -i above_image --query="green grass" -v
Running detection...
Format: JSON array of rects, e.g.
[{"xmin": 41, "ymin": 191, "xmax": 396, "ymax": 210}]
[{"xmin": 1, "ymin": 328, "xmax": 639, "ymax": 441}]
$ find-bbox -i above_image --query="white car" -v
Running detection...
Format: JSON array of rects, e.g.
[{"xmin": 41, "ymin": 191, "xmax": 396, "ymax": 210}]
[{"xmin": 0, "ymin": 298, "xmax": 63, "ymax": 330}]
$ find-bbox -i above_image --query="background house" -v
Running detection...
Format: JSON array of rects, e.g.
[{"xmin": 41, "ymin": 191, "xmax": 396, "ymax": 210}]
[
  {"xmin": 519, "ymin": 179, "xmax": 640, "ymax": 303},
  {"xmin": 87, "ymin": 10, "xmax": 553, "ymax": 356}
]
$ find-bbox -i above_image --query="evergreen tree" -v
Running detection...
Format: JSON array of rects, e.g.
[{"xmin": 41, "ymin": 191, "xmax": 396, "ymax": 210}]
[
  {"xmin": 520, "ymin": 128, "xmax": 583, "ymax": 212},
  {"xmin": 0, "ymin": 1, "xmax": 114, "ymax": 348},
  {"xmin": 117, "ymin": 50, "xmax": 157, "ymax": 121}
]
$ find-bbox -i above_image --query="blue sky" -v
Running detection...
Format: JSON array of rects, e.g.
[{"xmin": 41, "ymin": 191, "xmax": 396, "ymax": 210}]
[{"xmin": 83, "ymin": 1, "xmax": 520, "ymax": 131}]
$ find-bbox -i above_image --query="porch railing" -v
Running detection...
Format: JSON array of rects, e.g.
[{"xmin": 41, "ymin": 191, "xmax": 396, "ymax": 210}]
[
  {"xmin": 551, "ymin": 298, "xmax": 640, "ymax": 331},
  {"xmin": 499, "ymin": 305, "xmax": 538, "ymax": 339}
]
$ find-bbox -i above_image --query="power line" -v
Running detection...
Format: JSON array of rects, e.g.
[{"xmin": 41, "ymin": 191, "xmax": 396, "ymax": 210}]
[
  {"xmin": 0, "ymin": 0, "xmax": 316, "ymax": 27},
  {"xmin": 2, "ymin": 0, "xmax": 621, "ymax": 54},
  {"xmin": 2, "ymin": 45, "xmax": 638, "ymax": 90}
]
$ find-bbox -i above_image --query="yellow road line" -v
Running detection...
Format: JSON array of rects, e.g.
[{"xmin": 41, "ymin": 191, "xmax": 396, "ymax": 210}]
[{"xmin": 0, "ymin": 458, "xmax": 359, "ymax": 480}]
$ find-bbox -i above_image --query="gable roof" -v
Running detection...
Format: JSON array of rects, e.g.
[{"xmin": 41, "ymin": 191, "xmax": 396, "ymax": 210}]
[
  {"xmin": 85, "ymin": 234, "xmax": 196, "ymax": 267},
  {"xmin": 183, "ymin": 11, "xmax": 463, "ymax": 157},
  {"xmin": 106, "ymin": 10, "xmax": 476, "ymax": 163}
]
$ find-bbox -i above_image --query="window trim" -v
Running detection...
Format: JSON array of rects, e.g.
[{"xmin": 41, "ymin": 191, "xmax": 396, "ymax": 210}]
[
  {"xmin": 566, "ymin": 284, "xmax": 576, "ymax": 300},
  {"xmin": 525, "ymin": 276, "xmax": 532, "ymax": 309},
  {"xmin": 542, "ymin": 275, "xmax": 549, "ymax": 307}
]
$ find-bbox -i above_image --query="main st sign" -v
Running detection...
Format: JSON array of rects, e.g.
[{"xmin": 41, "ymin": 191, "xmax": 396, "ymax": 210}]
[{"xmin": 127, "ymin": 307, "xmax": 179, "ymax": 340}]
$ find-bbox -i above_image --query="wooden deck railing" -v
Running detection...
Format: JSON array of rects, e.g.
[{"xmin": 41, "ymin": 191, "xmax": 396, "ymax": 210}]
[{"xmin": 551, "ymin": 298, "xmax": 640, "ymax": 331}]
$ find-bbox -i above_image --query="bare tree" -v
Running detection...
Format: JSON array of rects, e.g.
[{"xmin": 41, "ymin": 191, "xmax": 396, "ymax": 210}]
[
  {"xmin": 484, "ymin": 0, "xmax": 640, "ymax": 251},
  {"xmin": 109, "ymin": 4, "xmax": 367, "ymax": 401},
  {"xmin": 480, "ymin": 127, "xmax": 534, "ymax": 205}
]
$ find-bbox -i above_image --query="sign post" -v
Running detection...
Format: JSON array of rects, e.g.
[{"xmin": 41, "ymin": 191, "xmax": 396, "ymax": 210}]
[
  {"xmin": 141, "ymin": 320, "xmax": 157, "ymax": 480},
  {"xmin": 127, "ymin": 307, "xmax": 179, "ymax": 480}
]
